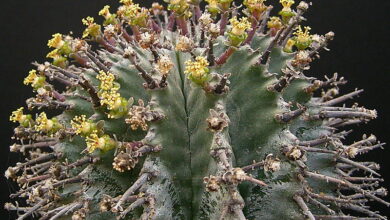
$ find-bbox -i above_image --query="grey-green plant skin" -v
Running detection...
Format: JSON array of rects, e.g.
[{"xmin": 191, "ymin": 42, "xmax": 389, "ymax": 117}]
[{"xmin": 5, "ymin": 1, "xmax": 389, "ymax": 220}]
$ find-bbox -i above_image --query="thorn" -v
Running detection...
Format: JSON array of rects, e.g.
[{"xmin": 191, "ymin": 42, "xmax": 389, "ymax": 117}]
[
  {"xmin": 306, "ymin": 196, "xmax": 336, "ymax": 215},
  {"xmin": 10, "ymin": 140, "xmax": 58, "ymax": 153},
  {"xmin": 258, "ymin": 28, "xmax": 284, "ymax": 65},
  {"xmin": 304, "ymin": 171, "xmax": 390, "ymax": 207},
  {"xmin": 320, "ymin": 89, "xmax": 364, "ymax": 106},
  {"xmin": 337, "ymin": 157, "xmax": 381, "ymax": 177},
  {"xmin": 112, "ymin": 172, "xmax": 152, "ymax": 212},
  {"xmin": 257, "ymin": 6, "xmax": 273, "ymax": 34},
  {"xmin": 118, "ymin": 196, "xmax": 147, "ymax": 219},
  {"xmin": 16, "ymin": 198, "xmax": 48, "ymax": 220},
  {"xmin": 293, "ymin": 194, "xmax": 316, "ymax": 220},
  {"xmin": 313, "ymin": 215, "xmax": 379, "ymax": 220},
  {"xmin": 78, "ymin": 76, "xmax": 101, "ymax": 108},
  {"xmin": 275, "ymin": 104, "xmax": 307, "ymax": 123}
]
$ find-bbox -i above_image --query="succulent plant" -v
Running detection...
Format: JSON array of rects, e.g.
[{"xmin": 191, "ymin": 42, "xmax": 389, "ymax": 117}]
[{"xmin": 5, "ymin": 0, "xmax": 389, "ymax": 219}]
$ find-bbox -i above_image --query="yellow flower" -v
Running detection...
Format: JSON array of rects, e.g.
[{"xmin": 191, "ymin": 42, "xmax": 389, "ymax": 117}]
[
  {"xmin": 280, "ymin": 0, "xmax": 294, "ymax": 11},
  {"xmin": 35, "ymin": 112, "xmax": 52, "ymax": 132},
  {"xmin": 99, "ymin": 90, "xmax": 121, "ymax": 110},
  {"xmin": 184, "ymin": 56, "xmax": 210, "ymax": 85},
  {"xmin": 9, "ymin": 107, "xmax": 24, "ymax": 123},
  {"xmin": 23, "ymin": 70, "xmax": 38, "ymax": 85},
  {"xmin": 24, "ymin": 70, "xmax": 46, "ymax": 90},
  {"xmin": 47, "ymin": 33, "xmax": 64, "ymax": 49},
  {"xmin": 96, "ymin": 71, "xmax": 116, "ymax": 91},
  {"xmin": 10, "ymin": 107, "xmax": 33, "ymax": 127},
  {"xmin": 156, "ymin": 56, "xmax": 174, "ymax": 75},
  {"xmin": 119, "ymin": 0, "xmax": 133, "ymax": 6},
  {"xmin": 279, "ymin": 0, "xmax": 295, "ymax": 22},
  {"xmin": 293, "ymin": 25, "xmax": 312, "ymax": 50},
  {"xmin": 267, "ymin": 16, "xmax": 282, "ymax": 29},
  {"xmin": 46, "ymin": 49, "xmax": 61, "ymax": 59},
  {"xmin": 86, "ymin": 131, "xmax": 104, "ymax": 153},
  {"xmin": 96, "ymin": 71, "xmax": 127, "ymax": 118},
  {"xmin": 82, "ymin": 16, "xmax": 101, "ymax": 38},
  {"xmin": 99, "ymin": 5, "xmax": 111, "ymax": 18},
  {"xmin": 205, "ymin": 0, "xmax": 219, "ymax": 14},
  {"xmin": 85, "ymin": 131, "xmax": 116, "ymax": 153},
  {"xmin": 229, "ymin": 16, "xmax": 251, "ymax": 36},
  {"xmin": 167, "ymin": 0, "xmax": 190, "ymax": 17},
  {"xmin": 71, "ymin": 115, "xmax": 96, "ymax": 136},
  {"xmin": 244, "ymin": 0, "xmax": 267, "ymax": 13}
]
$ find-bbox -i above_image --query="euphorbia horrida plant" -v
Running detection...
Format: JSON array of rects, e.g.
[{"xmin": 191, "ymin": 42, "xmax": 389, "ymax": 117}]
[{"xmin": 5, "ymin": 0, "xmax": 389, "ymax": 219}]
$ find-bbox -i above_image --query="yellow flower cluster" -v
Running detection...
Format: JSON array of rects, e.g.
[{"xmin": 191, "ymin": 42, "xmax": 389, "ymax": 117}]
[
  {"xmin": 119, "ymin": 0, "xmax": 133, "ymax": 6},
  {"xmin": 86, "ymin": 131, "xmax": 103, "ymax": 153},
  {"xmin": 23, "ymin": 70, "xmax": 46, "ymax": 90},
  {"xmin": 96, "ymin": 71, "xmax": 120, "ymax": 110},
  {"xmin": 23, "ymin": 70, "xmax": 38, "ymax": 86},
  {"xmin": 243, "ymin": 0, "xmax": 267, "ymax": 13},
  {"xmin": 10, "ymin": 107, "xmax": 33, "ymax": 127},
  {"xmin": 35, "ymin": 112, "xmax": 63, "ymax": 135},
  {"xmin": 47, "ymin": 33, "xmax": 64, "ymax": 49},
  {"xmin": 9, "ymin": 107, "xmax": 24, "ymax": 123},
  {"xmin": 99, "ymin": 5, "xmax": 118, "ymax": 26},
  {"xmin": 35, "ymin": 112, "xmax": 51, "ymax": 132},
  {"xmin": 156, "ymin": 56, "xmax": 174, "ymax": 75},
  {"xmin": 229, "ymin": 16, "xmax": 251, "ymax": 36},
  {"xmin": 85, "ymin": 131, "xmax": 116, "ymax": 153},
  {"xmin": 82, "ymin": 16, "xmax": 102, "ymax": 38},
  {"xmin": 96, "ymin": 70, "xmax": 116, "ymax": 91},
  {"xmin": 99, "ymin": 5, "xmax": 111, "ymax": 18},
  {"xmin": 118, "ymin": 2, "xmax": 148, "ymax": 27},
  {"xmin": 167, "ymin": 0, "xmax": 191, "ymax": 17},
  {"xmin": 280, "ymin": 0, "xmax": 294, "ymax": 11},
  {"xmin": 267, "ymin": 16, "xmax": 282, "ymax": 29},
  {"xmin": 71, "ymin": 115, "xmax": 93, "ymax": 136},
  {"xmin": 96, "ymin": 71, "xmax": 127, "ymax": 118},
  {"xmin": 184, "ymin": 56, "xmax": 210, "ymax": 85},
  {"xmin": 293, "ymin": 25, "xmax": 312, "ymax": 50},
  {"xmin": 294, "ymin": 26, "xmax": 311, "ymax": 41},
  {"xmin": 279, "ymin": 0, "xmax": 295, "ymax": 22}
]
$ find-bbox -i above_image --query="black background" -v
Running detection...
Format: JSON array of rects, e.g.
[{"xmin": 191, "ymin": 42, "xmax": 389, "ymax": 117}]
[{"xmin": 0, "ymin": 0, "xmax": 389, "ymax": 219}]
